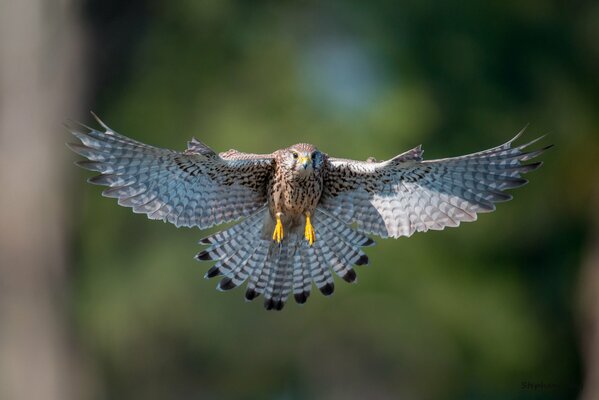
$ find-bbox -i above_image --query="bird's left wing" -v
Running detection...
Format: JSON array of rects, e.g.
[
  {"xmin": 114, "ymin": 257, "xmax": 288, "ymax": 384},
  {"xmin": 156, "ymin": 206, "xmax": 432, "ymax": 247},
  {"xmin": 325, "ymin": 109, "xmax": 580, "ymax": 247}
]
[
  {"xmin": 320, "ymin": 131, "xmax": 550, "ymax": 238},
  {"xmin": 68, "ymin": 117, "xmax": 273, "ymax": 229}
]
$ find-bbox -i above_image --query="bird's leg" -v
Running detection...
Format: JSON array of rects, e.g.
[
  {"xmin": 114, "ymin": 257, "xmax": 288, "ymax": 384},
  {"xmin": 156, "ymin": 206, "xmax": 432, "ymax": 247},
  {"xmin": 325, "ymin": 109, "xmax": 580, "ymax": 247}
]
[
  {"xmin": 272, "ymin": 212, "xmax": 284, "ymax": 244},
  {"xmin": 304, "ymin": 211, "xmax": 315, "ymax": 246}
]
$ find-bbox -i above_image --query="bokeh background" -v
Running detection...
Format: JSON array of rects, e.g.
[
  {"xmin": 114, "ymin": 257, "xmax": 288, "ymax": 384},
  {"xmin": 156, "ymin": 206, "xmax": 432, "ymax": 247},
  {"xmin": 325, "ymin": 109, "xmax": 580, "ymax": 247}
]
[{"xmin": 1, "ymin": 1, "xmax": 598, "ymax": 399}]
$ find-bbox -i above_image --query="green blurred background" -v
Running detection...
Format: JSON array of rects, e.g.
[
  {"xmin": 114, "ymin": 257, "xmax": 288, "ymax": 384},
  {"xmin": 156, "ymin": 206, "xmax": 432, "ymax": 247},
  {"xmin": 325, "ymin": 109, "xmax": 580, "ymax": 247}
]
[{"xmin": 1, "ymin": 0, "xmax": 598, "ymax": 399}]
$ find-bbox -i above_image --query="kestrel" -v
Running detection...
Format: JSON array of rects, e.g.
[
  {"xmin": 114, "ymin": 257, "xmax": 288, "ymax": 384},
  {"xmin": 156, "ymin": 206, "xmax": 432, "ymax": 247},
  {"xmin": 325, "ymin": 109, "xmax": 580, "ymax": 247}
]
[{"xmin": 68, "ymin": 115, "xmax": 550, "ymax": 310}]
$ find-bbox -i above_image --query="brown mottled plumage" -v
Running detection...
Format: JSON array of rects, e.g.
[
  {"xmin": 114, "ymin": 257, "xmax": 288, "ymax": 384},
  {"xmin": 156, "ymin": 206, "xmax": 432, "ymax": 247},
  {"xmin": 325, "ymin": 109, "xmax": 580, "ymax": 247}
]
[
  {"xmin": 268, "ymin": 144, "xmax": 324, "ymax": 226},
  {"xmin": 68, "ymin": 115, "xmax": 550, "ymax": 311}
]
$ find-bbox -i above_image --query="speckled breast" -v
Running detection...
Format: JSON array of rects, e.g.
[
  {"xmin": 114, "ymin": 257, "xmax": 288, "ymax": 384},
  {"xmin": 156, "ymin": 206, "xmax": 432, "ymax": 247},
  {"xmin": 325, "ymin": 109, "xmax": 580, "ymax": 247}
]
[{"xmin": 268, "ymin": 171, "xmax": 324, "ymax": 218}]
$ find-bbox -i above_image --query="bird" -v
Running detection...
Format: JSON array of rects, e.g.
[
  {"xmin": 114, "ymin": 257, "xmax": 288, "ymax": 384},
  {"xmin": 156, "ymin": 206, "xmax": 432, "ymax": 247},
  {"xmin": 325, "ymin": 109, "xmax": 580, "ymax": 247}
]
[{"xmin": 67, "ymin": 114, "xmax": 550, "ymax": 311}]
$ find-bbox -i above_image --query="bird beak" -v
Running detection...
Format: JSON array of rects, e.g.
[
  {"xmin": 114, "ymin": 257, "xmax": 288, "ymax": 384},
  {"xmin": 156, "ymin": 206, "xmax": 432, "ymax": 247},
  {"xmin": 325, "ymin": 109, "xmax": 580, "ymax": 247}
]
[{"xmin": 299, "ymin": 155, "xmax": 311, "ymax": 169}]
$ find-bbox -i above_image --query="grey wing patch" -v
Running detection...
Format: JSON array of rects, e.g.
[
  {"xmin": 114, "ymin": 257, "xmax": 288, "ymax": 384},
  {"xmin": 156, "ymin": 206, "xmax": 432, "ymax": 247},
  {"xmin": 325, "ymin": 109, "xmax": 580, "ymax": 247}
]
[
  {"xmin": 67, "ymin": 116, "xmax": 274, "ymax": 229},
  {"xmin": 320, "ymin": 129, "xmax": 550, "ymax": 238}
]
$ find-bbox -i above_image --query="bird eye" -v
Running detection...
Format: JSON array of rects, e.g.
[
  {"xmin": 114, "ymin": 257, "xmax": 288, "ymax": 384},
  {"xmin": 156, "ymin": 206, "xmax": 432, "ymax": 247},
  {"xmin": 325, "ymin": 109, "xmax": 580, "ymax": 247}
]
[{"xmin": 292, "ymin": 152, "xmax": 298, "ymax": 159}]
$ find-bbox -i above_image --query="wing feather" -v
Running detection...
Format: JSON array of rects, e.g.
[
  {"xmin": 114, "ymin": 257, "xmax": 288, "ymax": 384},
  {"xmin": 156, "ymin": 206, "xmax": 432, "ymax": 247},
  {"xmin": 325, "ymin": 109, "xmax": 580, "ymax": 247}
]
[
  {"xmin": 68, "ymin": 117, "xmax": 274, "ymax": 229},
  {"xmin": 321, "ymin": 130, "xmax": 550, "ymax": 238}
]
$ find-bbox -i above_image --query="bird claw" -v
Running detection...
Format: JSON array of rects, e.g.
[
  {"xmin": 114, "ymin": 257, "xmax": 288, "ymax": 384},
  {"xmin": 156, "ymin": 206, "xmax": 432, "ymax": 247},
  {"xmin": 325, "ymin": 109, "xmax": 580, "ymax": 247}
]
[
  {"xmin": 272, "ymin": 213, "xmax": 284, "ymax": 243},
  {"xmin": 304, "ymin": 212, "xmax": 315, "ymax": 246}
]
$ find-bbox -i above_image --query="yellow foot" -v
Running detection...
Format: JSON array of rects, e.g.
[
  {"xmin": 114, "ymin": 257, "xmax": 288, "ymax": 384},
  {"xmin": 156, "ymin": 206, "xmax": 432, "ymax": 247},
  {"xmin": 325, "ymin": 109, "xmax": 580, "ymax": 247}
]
[
  {"xmin": 304, "ymin": 212, "xmax": 316, "ymax": 246},
  {"xmin": 272, "ymin": 212, "xmax": 284, "ymax": 243}
]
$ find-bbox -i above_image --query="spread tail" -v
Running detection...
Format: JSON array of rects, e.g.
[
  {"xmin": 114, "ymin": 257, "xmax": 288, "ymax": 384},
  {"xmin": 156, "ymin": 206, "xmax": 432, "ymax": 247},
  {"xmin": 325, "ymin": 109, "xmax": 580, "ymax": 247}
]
[{"xmin": 196, "ymin": 208, "xmax": 374, "ymax": 310}]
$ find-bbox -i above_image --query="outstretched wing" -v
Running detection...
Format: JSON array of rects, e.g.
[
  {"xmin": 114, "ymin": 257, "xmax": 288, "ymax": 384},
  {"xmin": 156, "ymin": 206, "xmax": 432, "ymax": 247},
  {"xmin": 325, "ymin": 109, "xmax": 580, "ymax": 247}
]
[
  {"xmin": 68, "ymin": 116, "xmax": 273, "ymax": 229},
  {"xmin": 320, "ymin": 130, "xmax": 551, "ymax": 238}
]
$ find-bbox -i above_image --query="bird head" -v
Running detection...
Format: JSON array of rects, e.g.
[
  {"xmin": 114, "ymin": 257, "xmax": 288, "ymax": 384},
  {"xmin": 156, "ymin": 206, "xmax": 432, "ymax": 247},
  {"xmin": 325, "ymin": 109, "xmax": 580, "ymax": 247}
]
[{"xmin": 283, "ymin": 143, "xmax": 323, "ymax": 175}]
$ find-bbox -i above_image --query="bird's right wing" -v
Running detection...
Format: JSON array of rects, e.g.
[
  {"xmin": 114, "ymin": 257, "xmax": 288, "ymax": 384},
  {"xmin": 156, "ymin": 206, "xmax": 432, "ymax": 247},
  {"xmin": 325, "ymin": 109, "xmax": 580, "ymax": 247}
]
[
  {"xmin": 320, "ymin": 130, "xmax": 550, "ymax": 238},
  {"xmin": 68, "ymin": 116, "xmax": 274, "ymax": 229}
]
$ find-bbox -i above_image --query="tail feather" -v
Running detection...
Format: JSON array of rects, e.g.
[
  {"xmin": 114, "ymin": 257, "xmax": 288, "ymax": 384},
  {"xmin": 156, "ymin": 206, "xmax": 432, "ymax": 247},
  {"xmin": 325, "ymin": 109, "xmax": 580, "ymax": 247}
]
[
  {"xmin": 316, "ymin": 228, "xmax": 354, "ymax": 282},
  {"xmin": 315, "ymin": 209, "xmax": 374, "ymax": 247},
  {"xmin": 197, "ymin": 208, "xmax": 265, "ymax": 284},
  {"xmin": 218, "ymin": 225, "xmax": 264, "ymax": 281},
  {"xmin": 328, "ymin": 225, "xmax": 370, "ymax": 267},
  {"xmin": 264, "ymin": 243, "xmax": 293, "ymax": 310},
  {"xmin": 311, "ymin": 240, "xmax": 335, "ymax": 295},
  {"xmin": 292, "ymin": 250, "xmax": 311, "ymax": 304},
  {"xmin": 197, "ymin": 207, "xmax": 374, "ymax": 310},
  {"xmin": 199, "ymin": 215, "xmax": 252, "ymax": 246},
  {"xmin": 244, "ymin": 243, "xmax": 270, "ymax": 301},
  {"xmin": 229, "ymin": 244, "xmax": 262, "ymax": 287},
  {"xmin": 257, "ymin": 261, "xmax": 274, "ymax": 296},
  {"xmin": 264, "ymin": 246, "xmax": 281, "ymax": 307},
  {"xmin": 316, "ymin": 220, "xmax": 366, "ymax": 282},
  {"xmin": 215, "ymin": 236, "xmax": 257, "ymax": 291},
  {"xmin": 245, "ymin": 243, "xmax": 269, "ymax": 296}
]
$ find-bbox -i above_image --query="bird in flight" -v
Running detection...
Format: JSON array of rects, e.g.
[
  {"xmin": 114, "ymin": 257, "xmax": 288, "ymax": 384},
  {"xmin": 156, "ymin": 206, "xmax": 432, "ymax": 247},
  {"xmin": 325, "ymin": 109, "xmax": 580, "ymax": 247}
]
[{"xmin": 68, "ymin": 115, "xmax": 550, "ymax": 310}]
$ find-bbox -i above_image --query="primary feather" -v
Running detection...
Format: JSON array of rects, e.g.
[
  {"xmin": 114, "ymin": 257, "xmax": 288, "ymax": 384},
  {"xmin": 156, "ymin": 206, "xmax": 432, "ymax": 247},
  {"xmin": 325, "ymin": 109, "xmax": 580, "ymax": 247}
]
[
  {"xmin": 321, "ymin": 129, "xmax": 550, "ymax": 238},
  {"xmin": 68, "ymin": 118, "xmax": 272, "ymax": 229}
]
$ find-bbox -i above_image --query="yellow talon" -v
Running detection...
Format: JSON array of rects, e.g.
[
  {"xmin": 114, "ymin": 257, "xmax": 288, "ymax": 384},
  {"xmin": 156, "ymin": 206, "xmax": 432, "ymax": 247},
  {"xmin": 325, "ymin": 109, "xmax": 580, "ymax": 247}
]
[
  {"xmin": 272, "ymin": 212, "xmax": 284, "ymax": 243},
  {"xmin": 304, "ymin": 212, "xmax": 315, "ymax": 246}
]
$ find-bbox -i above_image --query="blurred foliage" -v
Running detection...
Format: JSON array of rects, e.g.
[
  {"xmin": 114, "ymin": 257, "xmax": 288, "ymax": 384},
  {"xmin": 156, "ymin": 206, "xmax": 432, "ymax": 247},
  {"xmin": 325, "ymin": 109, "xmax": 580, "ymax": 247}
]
[{"xmin": 70, "ymin": 0, "xmax": 598, "ymax": 398}]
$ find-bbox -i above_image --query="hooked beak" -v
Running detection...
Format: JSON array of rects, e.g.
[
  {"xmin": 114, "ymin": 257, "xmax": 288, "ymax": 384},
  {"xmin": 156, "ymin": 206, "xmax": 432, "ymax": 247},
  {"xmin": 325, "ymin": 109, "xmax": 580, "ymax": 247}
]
[{"xmin": 299, "ymin": 155, "xmax": 311, "ymax": 169}]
